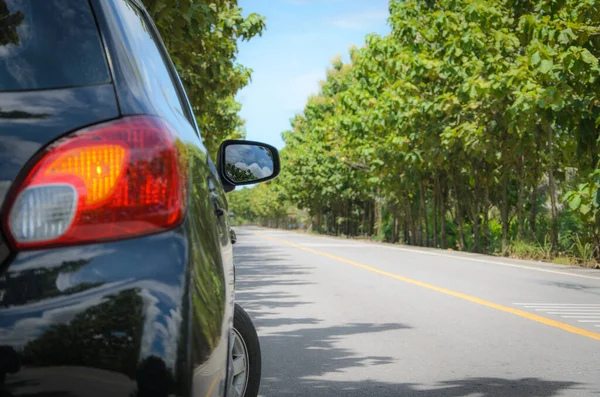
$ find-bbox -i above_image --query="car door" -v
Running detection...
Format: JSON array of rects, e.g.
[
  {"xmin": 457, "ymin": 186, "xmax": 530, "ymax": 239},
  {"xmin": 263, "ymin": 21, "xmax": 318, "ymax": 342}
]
[
  {"xmin": 125, "ymin": 2, "xmax": 236, "ymax": 394},
  {"xmin": 89, "ymin": 0, "xmax": 235, "ymax": 395}
]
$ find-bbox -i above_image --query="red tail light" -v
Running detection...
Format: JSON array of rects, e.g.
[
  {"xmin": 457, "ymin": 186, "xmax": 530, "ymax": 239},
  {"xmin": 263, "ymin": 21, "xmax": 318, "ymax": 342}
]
[{"xmin": 4, "ymin": 116, "xmax": 188, "ymax": 249}]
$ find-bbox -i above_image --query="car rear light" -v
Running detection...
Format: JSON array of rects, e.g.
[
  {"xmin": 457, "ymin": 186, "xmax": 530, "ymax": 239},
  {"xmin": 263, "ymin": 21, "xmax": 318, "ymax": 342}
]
[{"xmin": 3, "ymin": 116, "xmax": 187, "ymax": 249}]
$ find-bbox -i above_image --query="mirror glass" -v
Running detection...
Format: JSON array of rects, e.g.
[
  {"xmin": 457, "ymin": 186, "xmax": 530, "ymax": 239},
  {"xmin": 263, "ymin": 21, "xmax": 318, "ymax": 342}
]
[{"xmin": 224, "ymin": 144, "xmax": 275, "ymax": 184}]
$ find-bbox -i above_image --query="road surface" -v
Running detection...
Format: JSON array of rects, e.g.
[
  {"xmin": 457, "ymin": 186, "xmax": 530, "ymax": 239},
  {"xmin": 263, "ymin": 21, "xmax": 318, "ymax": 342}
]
[{"xmin": 233, "ymin": 227, "xmax": 600, "ymax": 397}]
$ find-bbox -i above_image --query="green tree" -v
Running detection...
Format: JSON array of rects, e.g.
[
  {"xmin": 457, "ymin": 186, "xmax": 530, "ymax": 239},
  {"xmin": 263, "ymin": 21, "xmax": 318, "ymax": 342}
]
[
  {"xmin": 230, "ymin": 0, "xmax": 600, "ymax": 266},
  {"xmin": 142, "ymin": 0, "xmax": 266, "ymax": 158},
  {"xmin": 0, "ymin": 1, "xmax": 24, "ymax": 46}
]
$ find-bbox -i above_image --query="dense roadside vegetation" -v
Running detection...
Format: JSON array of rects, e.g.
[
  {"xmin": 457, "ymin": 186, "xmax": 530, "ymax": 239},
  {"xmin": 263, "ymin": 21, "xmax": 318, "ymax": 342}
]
[
  {"xmin": 230, "ymin": 0, "xmax": 600, "ymax": 267},
  {"xmin": 142, "ymin": 0, "xmax": 265, "ymax": 159}
]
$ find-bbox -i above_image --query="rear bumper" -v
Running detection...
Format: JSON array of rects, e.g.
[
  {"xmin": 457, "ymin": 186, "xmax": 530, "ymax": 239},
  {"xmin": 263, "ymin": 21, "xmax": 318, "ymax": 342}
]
[{"xmin": 0, "ymin": 226, "xmax": 228, "ymax": 397}]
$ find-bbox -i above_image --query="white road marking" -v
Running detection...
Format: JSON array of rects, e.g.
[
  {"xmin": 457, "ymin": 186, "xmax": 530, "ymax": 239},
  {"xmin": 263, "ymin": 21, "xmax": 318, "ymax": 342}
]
[
  {"xmin": 531, "ymin": 308, "xmax": 600, "ymax": 310},
  {"xmin": 521, "ymin": 304, "xmax": 600, "ymax": 307},
  {"xmin": 515, "ymin": 304, "xmax": 600, "ymax": 327},
  {"xmin": 301, "ymin": 243, "xmax": 374, "ymax": 248},
  {"xmin": 534, "ymin": 307, "xmax": 600, "ymax": 310},
  {"xmin": 259, "ymin": 229, "xmax": 600, "ymax": 280},
  {"xmin": 548, "ymin": 312, "xmax": 600, "ymax": 315},
  {"xmin": 368, "ymin": 245, "xmax": 600, "ymax": 281}
]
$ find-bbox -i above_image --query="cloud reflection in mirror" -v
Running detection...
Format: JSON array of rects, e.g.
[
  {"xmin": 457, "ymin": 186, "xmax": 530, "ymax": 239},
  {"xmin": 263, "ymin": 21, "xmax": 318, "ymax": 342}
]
[{"xmin": 224, "ymin": 144, "xmax": 274, "ymax": 183}]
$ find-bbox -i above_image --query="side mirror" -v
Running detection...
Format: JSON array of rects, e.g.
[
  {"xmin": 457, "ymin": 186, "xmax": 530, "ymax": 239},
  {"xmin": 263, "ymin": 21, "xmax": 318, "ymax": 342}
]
[{"xmin": 217, "ymin": 140, "xmax": 280, "ymax": 192}]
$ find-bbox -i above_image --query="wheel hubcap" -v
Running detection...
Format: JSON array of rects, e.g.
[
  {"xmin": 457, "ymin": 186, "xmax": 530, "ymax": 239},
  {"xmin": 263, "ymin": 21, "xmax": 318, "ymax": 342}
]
[{"xmin": 229, "ymin": 328, "xmax": 249, "ymax": 397}]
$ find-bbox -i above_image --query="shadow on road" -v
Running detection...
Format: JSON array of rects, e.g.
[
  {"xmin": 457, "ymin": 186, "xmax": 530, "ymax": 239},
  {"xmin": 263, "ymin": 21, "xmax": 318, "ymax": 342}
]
[
  {"xmin": 233, "ymin": 229, "xmax": 583, "ymax": 397},
  {"xmin": 234, "ymin": 243, "xmax": 316, "ymax": 322},
  {"xmin": 544, "ymin": 281, "xmax": 600, "ymax": 296},
  {"xmin": 265, "ymin": 377, "xmax": 582, "ymax": 397},
  {"xmin": 233, "ymin": 232, "xmax": 405, "ymax": 394}
]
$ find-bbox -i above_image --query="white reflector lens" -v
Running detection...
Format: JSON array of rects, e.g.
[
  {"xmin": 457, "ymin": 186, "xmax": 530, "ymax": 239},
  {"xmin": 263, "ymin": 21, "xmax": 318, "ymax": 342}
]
[{"xmin": 9, "ymin": 184, "xmax": 78, "ymax": 244}]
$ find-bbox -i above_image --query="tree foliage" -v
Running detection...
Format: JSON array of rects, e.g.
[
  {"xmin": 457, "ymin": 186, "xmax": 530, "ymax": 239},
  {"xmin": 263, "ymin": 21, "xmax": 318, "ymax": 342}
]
[
  {"xmin": 142, "ymin": 0, "xmax": 265, "ymax": 158},
  {"xmin": 231, "ymin": 0, "xmax": 600, "ymax": 264},
  {"xmin": 0, "ymin": 1, "xmax": 24, "ymax": 46}
]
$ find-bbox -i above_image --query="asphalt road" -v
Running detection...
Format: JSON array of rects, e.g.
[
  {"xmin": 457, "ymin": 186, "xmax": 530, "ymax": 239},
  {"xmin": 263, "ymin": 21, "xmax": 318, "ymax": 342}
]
[{"xmin": 233, "ymin": 227, "xmax": 600, "ymax": 397}]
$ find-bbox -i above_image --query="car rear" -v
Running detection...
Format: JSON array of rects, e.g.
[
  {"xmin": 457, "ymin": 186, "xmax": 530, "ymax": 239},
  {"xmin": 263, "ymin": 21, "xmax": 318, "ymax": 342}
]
[{"xmin": 0, "ymin": 1, "xmax": 227, "ymax": 396}]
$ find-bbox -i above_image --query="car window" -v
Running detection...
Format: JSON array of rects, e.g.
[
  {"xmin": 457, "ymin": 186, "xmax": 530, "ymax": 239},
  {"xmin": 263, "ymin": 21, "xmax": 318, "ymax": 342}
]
[
  {"xmin": 0, "ymin": 0, "xmax": 111, "ymax": 92},
  {"xmin": 114, "ymin": 0, "xmax": 188, "ymax": 123}
]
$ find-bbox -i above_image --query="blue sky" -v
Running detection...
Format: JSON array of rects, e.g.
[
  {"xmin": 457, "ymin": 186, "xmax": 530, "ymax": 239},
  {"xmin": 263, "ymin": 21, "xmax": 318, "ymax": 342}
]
[{"xmin": 236, "ymin": 0, "xmax": 391, "ymax": 149}]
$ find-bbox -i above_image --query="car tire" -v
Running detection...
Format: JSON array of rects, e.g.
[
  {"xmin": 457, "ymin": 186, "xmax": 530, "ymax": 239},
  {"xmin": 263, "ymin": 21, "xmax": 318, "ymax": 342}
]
[{"xmin": 230, "ymin": 304, "xmax": 261, "ymax": 397}]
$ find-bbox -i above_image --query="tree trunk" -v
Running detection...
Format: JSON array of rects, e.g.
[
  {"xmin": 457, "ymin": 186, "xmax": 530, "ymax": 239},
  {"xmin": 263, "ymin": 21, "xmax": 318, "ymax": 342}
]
[
  {"xmin": 374, "ymin": 187, "xmax": 383, "ymax": 238},
  {"xmin": 414, "ymin": 196, "xmax": 422, "ymax": 245},
  {"xmin": 419, "ymin": 178, "xmax": 428, "ymax": 247},
  {"xmin": 440, "ymin": 176, "xmax": 448, "ymax": 249},
  {"xmin": 369, "ymin": 200, "xmax": 375, "ymax": 237},
  {"xmin": 346, "ymin": 200, "xmax": 351, "ymax": 236},
  {"xmin": 472, "ymin": 211, "xmax": 480, "ymax": 254},
  {"xmin": 316, "ymin": 208, "xmax": 323, "ymax": 233},
  {"xmin": 529, "ymin": 183, "xmax": 537, "ymax": 241},
  {"xmin": 594, "ymin": 225, "xmax": 600, "ymax": 262},
  {"xmin": 544, "ymin": 117, "xmax": 559, "ymax": 252},
  {"xmin": 452, "ymin": 171, "xmax": 465, "ymax": 250},
  {"xmin": 529, "ymin": 130, "xmax": 542, "ymax": 242},
  {"xmin": 362, "ymin": 200, "xmax": 369, "ymax": 236},
  {"xmin": 408, "ymin": 198, "xmax": 417, "ymax": 245},
  {"xmin": 483, "ymin": 173, "xmax": 491, "ymax": 254},
  {"xmin": 335, "ymin": 204, "xmax": 340, "ymax": 236},
  {"xmin": 501, "ymin": 170, "xmax": 510, "ymax": 255},
  {"xmin": 405, "ymin": 199, "xmax": 411, "ymax": 245},
  {"xmin": 517, "ymin": 155, "xmax": 526, "ymax": 240},
  {"xmin": 392, "ymin": 209, "xmax": 399, "ymax": 243},
  {"xmin": 433, "ymin": 175, "xmax": 440, "ymax": 248},
  {"xmin": 471, "ymin": 166, "xmax": 481, "ymax": 253}
]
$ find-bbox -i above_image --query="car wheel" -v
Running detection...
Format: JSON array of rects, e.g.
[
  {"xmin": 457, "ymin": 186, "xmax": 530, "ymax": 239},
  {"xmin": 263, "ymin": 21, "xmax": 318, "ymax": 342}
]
[{"xmin": 229, "ymin": 304, "xmax": 261, "ymax": 397}]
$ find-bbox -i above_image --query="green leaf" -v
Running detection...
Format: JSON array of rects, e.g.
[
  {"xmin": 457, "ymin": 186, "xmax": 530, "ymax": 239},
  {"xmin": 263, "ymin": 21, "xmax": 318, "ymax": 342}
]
[
  {"xmin": 593, "ymin": 189, "xmax": 600, "ymax": 208},
  {"xmin": 557, "ymin": 28, "xmax": 576, "ymax": 44},
  {"xmin": 539, "ymin": 59, "xmax": 553, "ymax": 74},
  {"xmin": 580, "ymin": 204, "xmax": 592, "ymax": 216},
  {"xmin": 562, "ymin": 191, "xmax": 575, "ymax": 202},
  {"xmin": 568, "ymin": 195, "xmax": 582, "ymax": 210},
  {"xmin": 581, "ymin": 49, "xmax": 598, "ymax": 66},
  {"xmin": 531, "ymin": 51, "xmax": 541, "ymax": 65}
]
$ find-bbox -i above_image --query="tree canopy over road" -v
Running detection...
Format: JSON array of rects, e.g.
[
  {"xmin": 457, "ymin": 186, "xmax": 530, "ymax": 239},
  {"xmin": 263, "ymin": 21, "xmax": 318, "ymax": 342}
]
[
  {"xmin": 142, "ymin": 0, "xmax": 265, "ymax": 159},
  {"xmin": 229, "ymin": 0, "xmax": 600, "ymax": 267}
]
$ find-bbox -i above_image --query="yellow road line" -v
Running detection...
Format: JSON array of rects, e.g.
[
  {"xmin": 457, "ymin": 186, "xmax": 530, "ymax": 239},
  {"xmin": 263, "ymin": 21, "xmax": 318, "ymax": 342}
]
[
  {"xmin": 205, "ymin": 375, "xmax": 219, "ymax": 397},
  {"xmin": 254, "ymin": 232, "xmax": 600, "ymax": 341}
]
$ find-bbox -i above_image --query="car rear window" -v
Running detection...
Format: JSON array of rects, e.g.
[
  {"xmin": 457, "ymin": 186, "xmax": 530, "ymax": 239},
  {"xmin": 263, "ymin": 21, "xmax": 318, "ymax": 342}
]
[{"xmin": 0, "ymin": 0, "xmax": 111, "ymax": 92}]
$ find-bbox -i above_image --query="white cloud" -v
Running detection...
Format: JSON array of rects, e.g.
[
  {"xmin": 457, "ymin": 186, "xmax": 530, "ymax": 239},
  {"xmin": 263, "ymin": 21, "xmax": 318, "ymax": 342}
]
[
  {"xmin": 327, "ymin": 9, "xmax": 388, "ymax": 30},
  {"xmin": 235, "ymin": 162, "xmax": 272, "ymax": 178},
  {"xmin": 138, "ymin": 287, "xmax": 183, "ymax": 370}
]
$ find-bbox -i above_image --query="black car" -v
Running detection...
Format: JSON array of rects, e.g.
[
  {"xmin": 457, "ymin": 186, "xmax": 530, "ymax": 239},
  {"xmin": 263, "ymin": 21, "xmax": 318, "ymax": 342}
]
[{"xmin": 0, "ymin": 1, "xmax": 278, "ymax": 396}]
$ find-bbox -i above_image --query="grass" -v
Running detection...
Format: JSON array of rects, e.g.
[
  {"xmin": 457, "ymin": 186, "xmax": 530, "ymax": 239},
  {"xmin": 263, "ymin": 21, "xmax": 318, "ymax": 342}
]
[
  {"xmin": 508, "ymin": 240, "xmax": 547, "ymax": 261},
  {"xmin": 552, "ymin": 256, "xmax": 577, "ymax": 266},
  {"xmin": 508, "ymin": 235, "xmax": 599, "ymax": 268},
  {"xmin": 571, "ymin": 234, "xmax": 596, "ymax": 264},
  {"xmin": 265, "ymin": 224, "xmax": 600, "ymax": 269}
]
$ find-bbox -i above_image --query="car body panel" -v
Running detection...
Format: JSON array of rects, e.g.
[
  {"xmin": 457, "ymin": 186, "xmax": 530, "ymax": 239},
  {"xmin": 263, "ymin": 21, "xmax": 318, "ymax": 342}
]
[
  {"xmin": 0, "ymin": 0, "xmax": 234, "ymax": 396},
  {"xmin": 0, "ymin": 229, "xmax": 187, "ymax": 397},
  {"xmin": 0, "ymin": 84, "xmax": 120, "ymax": 207}
]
